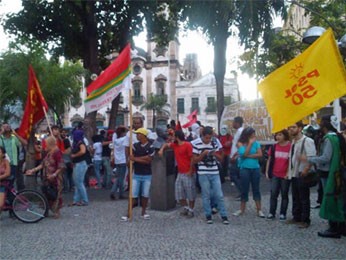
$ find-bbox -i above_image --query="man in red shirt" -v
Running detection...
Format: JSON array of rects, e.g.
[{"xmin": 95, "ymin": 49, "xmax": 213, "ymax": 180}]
[
  {"xmin": 218, "ymin": 125, "xmax": 233, "ymax": 183},
  {"xmin": 159, "ymin": 130, "xmax": 195, "ymax": 217}
]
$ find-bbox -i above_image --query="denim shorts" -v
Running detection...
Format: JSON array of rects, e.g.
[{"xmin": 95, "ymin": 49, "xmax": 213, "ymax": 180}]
[
  {"xmin": 0, "ymin": 186, "xmax": 5, "ymax": 193},
  {"xmin": 132, "ymin": 174, "xmax": 152, "ymax": 198}
]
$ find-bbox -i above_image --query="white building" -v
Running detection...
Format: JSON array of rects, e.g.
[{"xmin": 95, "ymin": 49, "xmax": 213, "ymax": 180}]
[{"xmin": 64, "ymin": 38, "xmax": 239, "ymax": 132}]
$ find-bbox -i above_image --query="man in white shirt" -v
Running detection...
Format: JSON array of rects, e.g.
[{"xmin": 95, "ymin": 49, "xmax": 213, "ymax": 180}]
[
  {"xmin": 286, "ymin": 121, "xmax": 316, "ymax": 229},
  {"xmin": 229, "ymin": 116, "xmax": 244, "ymax": 197}
]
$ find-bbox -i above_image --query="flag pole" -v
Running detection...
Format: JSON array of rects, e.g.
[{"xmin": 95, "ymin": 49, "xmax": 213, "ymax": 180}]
[
  {"xmin": 128, "ymin": 89, "xmax": 133, "ymax": 221},
  {"xmin": 43, "ymin": 106, "xmax": 52, "ymax": 135}
]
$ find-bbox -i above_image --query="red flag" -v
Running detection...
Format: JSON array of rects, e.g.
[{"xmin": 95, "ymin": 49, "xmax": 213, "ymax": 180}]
[
  {"xmin": 182, "ymin": 110, "xmax": 198, "ymax": 128},
  {"xmin": 86, "ymin": 43, "xmax": 131, "ymax": 95},
  {"xmin": 17, "ymin": 65, "xmax": 49, "ymax": 139},
  {"xmin": 187, "ymin": 109, "xmax": 198, "ymax": 121}
]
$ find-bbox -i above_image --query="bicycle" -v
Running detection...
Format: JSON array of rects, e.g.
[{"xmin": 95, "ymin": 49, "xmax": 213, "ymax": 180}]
[{"xmin": 2, "ymin": 182, "xmax": 48, "ymax": 223}]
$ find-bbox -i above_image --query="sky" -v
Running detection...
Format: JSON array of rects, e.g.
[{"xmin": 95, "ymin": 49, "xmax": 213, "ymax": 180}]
[{"xmin": 0, "ymin": 0, "xmax": 283, "ymax": 101}]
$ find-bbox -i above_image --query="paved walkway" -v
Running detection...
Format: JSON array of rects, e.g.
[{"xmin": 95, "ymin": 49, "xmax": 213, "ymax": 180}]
[{"xmin": 1, "ymin": 179, "xmax": 345, "ymax": 259}]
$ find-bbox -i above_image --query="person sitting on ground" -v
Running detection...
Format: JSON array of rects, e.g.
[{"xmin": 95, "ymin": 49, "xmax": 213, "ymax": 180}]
[
  {"xmin": 159, "ymin": 130, "xmax": 195, "ymax": 218},
  {"xmin": 26, "ymin": 136, "xmax": 65, "ymax": 218}
]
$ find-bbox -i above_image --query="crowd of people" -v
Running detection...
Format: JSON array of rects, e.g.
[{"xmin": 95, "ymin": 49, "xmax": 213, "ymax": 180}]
[{"xmin": 0, "ymin": 115, "xmax": 346, "ymax": 238}]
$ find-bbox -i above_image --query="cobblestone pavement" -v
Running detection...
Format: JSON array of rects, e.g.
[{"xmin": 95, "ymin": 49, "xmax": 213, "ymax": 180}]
[{"xmin": 1, "ymin": 178, "xmax": 345, "ymax": 260}]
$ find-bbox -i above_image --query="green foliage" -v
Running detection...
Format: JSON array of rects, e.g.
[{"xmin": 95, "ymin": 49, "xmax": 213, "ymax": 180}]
[
  {"xmin": 0, "ymin": 43, "xmax": 85, "ymax": 122},
  {"xmin": 140, "ymin": 93, "xmax": 170, "ymax": 129},
  {"xmin": 239, "ymin": 31, "xmax": 304, "ymax": 79}
]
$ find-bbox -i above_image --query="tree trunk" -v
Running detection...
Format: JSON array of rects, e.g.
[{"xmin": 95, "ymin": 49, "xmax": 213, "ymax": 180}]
[
  {"xmin": 82, "ymin": 1, "xmax": 100, "ymax": 143},
  {"xmin": 108, "ymin": 95, "xmax": 121, "ymax": 129},
  {"xmin": 213, "ymin": 33, "xmax": 228, "ymax": 130}
]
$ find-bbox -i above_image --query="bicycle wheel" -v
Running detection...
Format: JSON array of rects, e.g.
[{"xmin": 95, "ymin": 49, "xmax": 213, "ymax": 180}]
[{"xmin": 12, "ymin": 189, "xmax": 48, "ymax": 223}]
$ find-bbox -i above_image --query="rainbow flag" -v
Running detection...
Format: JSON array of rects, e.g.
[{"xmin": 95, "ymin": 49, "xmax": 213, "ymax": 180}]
[{"xmin": 85, "ymin": 43, "xmax": 131, "ymax": 113}]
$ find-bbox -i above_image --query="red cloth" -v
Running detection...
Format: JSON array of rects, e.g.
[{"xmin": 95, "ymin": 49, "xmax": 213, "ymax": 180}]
[
  {"xmin": 182, "ymin": 110, "xmax": 198, "ymax": 128},
  {"xmin": 17, "ymin": 65, "xmax": 49, "ymax": 139},
  {"xmin": 169, "ymin": 142, "xmax": 193, "ymax": 174},
  {"xmin": 218, "ymin": 135, "xmax": 233, "ymax": 156},
  {"xmin": 268, "ymin": 143, "xmax": 291, "ymax": 178}
]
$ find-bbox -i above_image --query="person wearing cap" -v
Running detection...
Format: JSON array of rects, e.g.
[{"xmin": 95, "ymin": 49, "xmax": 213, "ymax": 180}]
[
  {"xmin": 121, "ymin": 127, "xmax": 155, "ymax": 221},
  {"xmin": 300, "ymin": 115, "xmax": 346, "ymax": 238}
]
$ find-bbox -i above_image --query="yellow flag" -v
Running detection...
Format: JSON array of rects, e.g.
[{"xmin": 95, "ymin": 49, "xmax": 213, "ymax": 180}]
[{"xmin": 258, "ymin": 28, "xmax": 346, "ymax": 133}]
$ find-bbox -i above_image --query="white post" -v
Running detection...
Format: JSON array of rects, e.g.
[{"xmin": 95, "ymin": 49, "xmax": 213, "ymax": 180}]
[{"xmin": 333, "ymin": 98, "xmax": 342, "ymax": 132}]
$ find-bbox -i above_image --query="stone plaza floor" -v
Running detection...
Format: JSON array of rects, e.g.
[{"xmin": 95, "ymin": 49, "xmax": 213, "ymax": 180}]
[{"xmin": 1, "ymin": 179, "xmax": 345, "ymax": 259}]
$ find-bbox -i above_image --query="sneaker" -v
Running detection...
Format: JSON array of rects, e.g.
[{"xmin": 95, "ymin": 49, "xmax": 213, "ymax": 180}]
[
  {"xmin": 187, "ymin": 211, "xmax": 194, "ymax": 218},
  {"xmin": 279, "ymin": 214, "xmax": 286, "ymax": 221},
  {"xmin": 110, "ymin": 193, "xmax": 116, "ymax": 200},
  {"xmin": 257, "ymin": 210, "xmax": 265, "ymax": 218},
  {"xmin": 266, "ymin": 213, "xmax": 275, "ymax": 220},
  {"xmin": 311, "ymin": 204, "xmax": 321, "ymax": 209},
  {"xmin": 121, "ymin": 216, "xmax": 129, "ymax": 222},
  {"xmin": 141, "ymin": 214, "xmax": 150, "ymax": 220},
  {"xmin": 232, "ymin": 210, "xmax": 243, "ymax": 216},
  {"xmin": 211, "ymin": 207, "xmax": 218, "ymax": 215},
  {"xmin": 180, "ymin": 208, "xmax": 189, "ymax": 216},
  {"xmin": 206, "ymin": 216, "xmax": 213, "ymax": 224},
  {"xmin": 222, "ymin": 217, "xmax": 230, "ymax": 225}
]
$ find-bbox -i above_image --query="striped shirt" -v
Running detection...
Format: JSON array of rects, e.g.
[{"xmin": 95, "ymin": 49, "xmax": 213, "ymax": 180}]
[{"xmin": 191, "ymin": 137, "xmax": 222, "ymax": 175}]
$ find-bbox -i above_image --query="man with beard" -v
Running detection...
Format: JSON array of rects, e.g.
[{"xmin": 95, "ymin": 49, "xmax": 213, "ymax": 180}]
[{"xmin": 286, "ymin": 121, "xmax": 316, "ymax": 229}]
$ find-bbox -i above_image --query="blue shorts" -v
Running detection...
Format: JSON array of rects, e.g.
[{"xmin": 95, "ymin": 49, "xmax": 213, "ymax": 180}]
[
  {"xmin": 0, "ymin": 186, "xmax": 5, "ymax": 193},
  {"xmin": 132, "ymin": 174, "xmax": 152, "ymax": 198}
]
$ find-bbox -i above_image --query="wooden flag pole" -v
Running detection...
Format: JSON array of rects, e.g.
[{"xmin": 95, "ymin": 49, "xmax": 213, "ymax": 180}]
[
  {"xmin": 128, "ymin": 89, "xmax": 133, "ymax": 221},
  {"xmin": 43, "ymin": 106, "xmax": 52, "ymax": 135}
]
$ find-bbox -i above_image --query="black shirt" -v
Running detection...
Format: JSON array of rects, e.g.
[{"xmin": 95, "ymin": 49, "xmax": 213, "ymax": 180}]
[
  {"xmin": 133, "ymin": 141, "xmax": 155, "ymax": 175},
  {"xmin": 71, "ymin": 142, "xmax": 87, "ymax": 163}
]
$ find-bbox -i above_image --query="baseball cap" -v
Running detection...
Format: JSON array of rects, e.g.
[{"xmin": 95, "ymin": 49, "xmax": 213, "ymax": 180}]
[{"xmin": 134, "ymin": 128, "xmax": 148, "ymax": 137}]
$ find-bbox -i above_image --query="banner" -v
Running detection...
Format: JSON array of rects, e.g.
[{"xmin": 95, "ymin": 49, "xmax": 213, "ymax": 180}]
[
  {"xmin": 85, "ymin": 43, "xmax": 131, "ymax": 113},
  {"xmin": 17, "ymin": 65, "xmax": 49, "ymax": 139},
  {"xmin": 258, "ymin": 28, "xmax": 346, "ymax": 133}
]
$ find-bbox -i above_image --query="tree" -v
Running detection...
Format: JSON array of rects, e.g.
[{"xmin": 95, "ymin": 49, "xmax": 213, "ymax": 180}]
[
  {"xmin": 0, "ymin": 42, "xmax": 84, "ymax": 126},
  {"xmin": 3, "ymin": 0, "xmax": 160, "ymax": 137},
  {"xmin": 140, "ymin": 93, "xmax": 170, "ymax": 130},
  {"xmin": 160, "ymin": 1, "xmax": 286, "ymax": 127}
]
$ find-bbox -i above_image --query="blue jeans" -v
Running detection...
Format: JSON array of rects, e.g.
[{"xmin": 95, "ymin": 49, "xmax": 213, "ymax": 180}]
[
  {"xmin": 198, "ymin": 174, "xmax": 228, "ymax": 218},
  {"xmin": 93, "ymin": 160, "xmax": 102, "ymax": 187},
  {"xmin": 240, "ymin": 168, "xmax": 261, "ymax": 202},
  {"xmin": 132, "ymin": 174, "xmax": 152, "ymax": 198},
  {"xmin": 230, "ymin": 162, "xmax": 241, "ymax": 194},
  {"xmin": 73, "ymin": 161, "xmax": 89, "ymax": 204},
  {"xmin": 111, "ymin": 164, "xmax": 127, "ymax": 196},
  {"xmin": 102, "ymin": 157, "xmax": 112, "ymax": 188},
  {"xmin": 269, "ymin": 176, "xmax": 290, "ymax": 216}
]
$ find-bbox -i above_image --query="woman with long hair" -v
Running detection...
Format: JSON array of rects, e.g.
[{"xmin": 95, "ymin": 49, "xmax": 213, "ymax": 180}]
[{"xmin": 233, "ymin": 127, "xmax": 265, "ymax": 217}]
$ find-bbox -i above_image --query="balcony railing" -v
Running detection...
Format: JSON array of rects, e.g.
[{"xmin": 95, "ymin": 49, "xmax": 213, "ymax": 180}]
[{"xmin": 132, "ymin": 95, "xmax": 145, "ymax": 106}]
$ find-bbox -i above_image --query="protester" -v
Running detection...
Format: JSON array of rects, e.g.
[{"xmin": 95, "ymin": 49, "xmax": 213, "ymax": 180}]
[
  {"xmin": 61, "ymin": 129, "xmax": 74, "ymax": 192},
  {"xmin": 159, "ymin": 130, "xmax": 195, "ymax": 218},
  {"xmin": 110, "ymin": 126, "xmax": 127, "ymax": 200},
  {"xmin": 42, "ymin": 125, "xmax": 65, "ymax": 154},
  {"xmin": 286, "ymin": 121, "xmax": 316, "ymax": 229},
  {"xmin": 70, "ymin": 130, "xmax": 89, "ymax": 206},
  {"xmin": 265, "ymin": 129, "xmax": 291, "ymax": 220},
  {"xmin": 0, "ymin": 147, "xmax": 11, "ymax": 211},
  {"xmin": 26, "ymin": 136, "xmax": 65, "ymax": 218},
  {"xmin": 229, "ymin": 116, "xmax": 244, "ymax": 198},
  {"xmin": 101, "ymin": 130, "xmax": 113, "ymax": 189},
  {"xmin": 233, "ymin": 127, "xmax": 265, "ymax": 218},
  {"xmin": 302, "ymin": 115, "xmax": 346, "ymax": 238},
  {"xmin": 192, "ymin": 126, "xmax": 229, "ymax": 224},
  {"xmin": 218, "ymin": 125, "xmax": 232, "ymax": 183},
  {"xmin": 91, "ymin": 134, "xmax": 103, "ymax": 189},
  {"xmin": 121, "ymin": 128, "xmax": 155, "ymax": 221},
  {"xmin": 0, "ymin": 123, "xmax": 28, "ymax": 189}
]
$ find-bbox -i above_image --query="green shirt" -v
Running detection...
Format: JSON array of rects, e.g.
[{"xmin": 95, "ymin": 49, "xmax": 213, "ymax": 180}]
[{"xmin": 0, "ymin": 134, "xmax": 20, "ymax": 166}]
